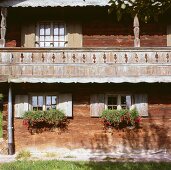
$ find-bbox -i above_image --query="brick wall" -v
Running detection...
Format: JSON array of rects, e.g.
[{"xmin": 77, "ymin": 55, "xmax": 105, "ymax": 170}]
[{"xmin": 8, "ymin": 83, "xmax": 171, "ymax": 153}]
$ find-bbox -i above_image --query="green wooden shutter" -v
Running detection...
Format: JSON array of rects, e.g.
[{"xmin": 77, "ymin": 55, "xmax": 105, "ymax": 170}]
[
  {"xmin": 134, "ymin": 94, "xmax": 148, "ymax": 117},
  {"xmin": 58, "ymin": 94, "xmax": 72, "ymax": 117},
  {"xmin": 15, "ymin": 95, "xmax": 30, "ymax": 118},
  {"xmin": 90, "ymin": 94, "xmax": 105, "ymax": 117}
]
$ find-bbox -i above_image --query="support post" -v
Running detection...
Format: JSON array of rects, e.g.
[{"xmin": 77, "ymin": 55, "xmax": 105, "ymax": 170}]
[
  {"xmin": 0, "ymin": 8, "xmax": 7, "ymax": 47},
  {"xmin": 8, "ymin": 84, "xmax": 14, "ymax": 155},
  {"xmin": 134, "ymin": 14, "xmax": 140, "ymax": 47}
]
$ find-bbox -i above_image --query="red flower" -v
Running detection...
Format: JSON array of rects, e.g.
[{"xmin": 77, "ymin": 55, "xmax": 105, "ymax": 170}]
[{"xmin": 135, "ymin": 116, "xmax": 141, "ymax": 123}]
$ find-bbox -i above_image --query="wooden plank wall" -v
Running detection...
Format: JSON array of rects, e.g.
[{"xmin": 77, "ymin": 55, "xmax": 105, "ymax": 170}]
[{"xmin": 1, "ymin": 83, "xmax": 170, "ymax": 153}]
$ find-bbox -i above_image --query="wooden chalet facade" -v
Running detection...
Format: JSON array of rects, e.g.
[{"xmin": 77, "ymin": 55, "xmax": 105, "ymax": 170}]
[{"xmin": 0, "ymin": 0, "xmax": 171, "ymax": 155}]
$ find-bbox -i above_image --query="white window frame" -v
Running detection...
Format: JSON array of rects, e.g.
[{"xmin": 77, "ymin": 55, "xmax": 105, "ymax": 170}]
[
  {"xmin": 105, "ymin": 94, "xmax": 133, "ymax": 110},
  {"xmin": 35, "ymin": 21, "xmax": 67, "ymax": 48}
]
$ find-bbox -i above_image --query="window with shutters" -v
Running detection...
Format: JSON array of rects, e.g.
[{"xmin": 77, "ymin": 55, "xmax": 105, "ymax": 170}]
[
  {"xmin": 36, "ymin": 22, "xmax": 66, "ymax": 47},
  {"xmin": 106, "ymin": 95, "xmax": 132, "ymax": 110}
]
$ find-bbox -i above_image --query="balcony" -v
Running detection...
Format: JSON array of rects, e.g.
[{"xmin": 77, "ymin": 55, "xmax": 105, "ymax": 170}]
[{"xmin": 0, "ymin": 47, "xmax": 171, "ymax": 83}]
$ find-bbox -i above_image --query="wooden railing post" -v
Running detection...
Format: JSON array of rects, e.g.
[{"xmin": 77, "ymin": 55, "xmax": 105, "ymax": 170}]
[
  {"xmin": 134, "ymin": 14, "xmax": 140, "ymax": 47},
  {"xmin": 0, "ymin": 8, "xmax": 7, "ymax": 47}
]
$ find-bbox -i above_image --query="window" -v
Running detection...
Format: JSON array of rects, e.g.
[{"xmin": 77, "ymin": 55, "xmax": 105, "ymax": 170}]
[
  {"xmin": 45, "ymin": 96, "xmax": 57, "ymax": 110},
  {"xmin": 31, "ymin": 95, "xmax": 57, "ymax": 111},
  {"xmin": 37, "ymin": 22, "xmax": 66, "ymax": 47},
  {"xmin": 106, "ymin": 95, "xmax": 132, "ymax": 110}
]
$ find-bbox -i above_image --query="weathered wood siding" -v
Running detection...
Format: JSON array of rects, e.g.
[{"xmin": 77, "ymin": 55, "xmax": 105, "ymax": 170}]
[{"xmin": 1, "ymin": 83, "xmax": 170, "ymax": 153}]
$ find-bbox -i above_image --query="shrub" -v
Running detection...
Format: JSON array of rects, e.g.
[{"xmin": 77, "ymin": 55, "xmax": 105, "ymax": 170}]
[
  {"xmin": 100, "ymin": 108, "xmax": 141, "ymax": 129},
  {"xmin": 23, "ymin": 109, "xmax": 68, "ymax": 134}
]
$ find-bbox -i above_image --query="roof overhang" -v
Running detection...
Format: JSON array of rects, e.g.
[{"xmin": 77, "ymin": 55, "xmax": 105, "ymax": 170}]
[
  {"xmin": 8, "ymin": 76, "xmax": 171, "ymax": 83},
  {"xmin": 0, "ymin": 0, "xmax": 109, "ymax": 7}
]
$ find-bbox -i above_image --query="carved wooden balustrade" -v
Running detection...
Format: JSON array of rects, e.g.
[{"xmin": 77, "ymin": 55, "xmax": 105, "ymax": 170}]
[{"xmin": 0, "ymin": 47, "xmax": 171, "ymax": 83}]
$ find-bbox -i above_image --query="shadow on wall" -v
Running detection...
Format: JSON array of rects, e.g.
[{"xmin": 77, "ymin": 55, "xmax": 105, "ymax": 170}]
[{"xmin": 80, "ymin": 116, "xmax": 171, "ymax": 160}]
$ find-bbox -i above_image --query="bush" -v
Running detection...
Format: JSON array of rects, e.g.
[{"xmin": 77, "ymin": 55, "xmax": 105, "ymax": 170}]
[
  {"xmin": 23, "ymin": 109, "xmax": 68, "ymax": 134},
  {"xmin": 100, "ymin": 108, "xmax": 141, "ymax": 129}
]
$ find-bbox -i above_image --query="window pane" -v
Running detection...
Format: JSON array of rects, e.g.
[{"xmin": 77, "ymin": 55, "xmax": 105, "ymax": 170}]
[
  {"xmin": 126, "ymin": 95, "xmax": 132, "ymax": 108},
  {"xmin": 59, "ymin": 36, "xmax": 65, "ymax": 41},
  {"xmin": 39, "ymin": 42, "xmax": 44, "ymax": 47},
  {"xmin": 108, "ymin": 96, "xmax": 117, "ymax": 105},
  {"xmin": 32, "ymin": 96, "xmax": 37, "ymax": 107},
  {"xmin": 54, "ymin": 36, "xmax": 59, "ymax": 41},
  {"xmin": 121, "ymin": 96, "xmax": 126, "ymax": 105},
  {"xmin": 108, "ymin": 106, "xmax": 113, "ymax": 110},
  {"xmin": 51, "ymin": 105, "xmax": 56, "ymax": 110},
  {"xmin": 46, "ymin": 106, "xmax": 51, "ymax": 110},
  {"xmin": 52, "ymin": 96, "xmax": 57, "ymax": 105},
  {"xmin": 59, "ymin": 25, "xmax": 65, "ymax": 35},
  {"xmin": 59, "ymin": 42, "xmax": 65, "ymax": 47},
  {"xmin": 45, "ymin": 36, "xmax": 51, "ymax": 41},
  {"xmin": 54, "ymin": 25, "xmax": 59, "ymax": 35},
  {"xmin": 45, "ymin": 24, "xmax": 50, "ymax": 35},
  {"xmin": 39, "ymin": 36, "xmax": 44, "ymax": 41},
  {"xmin": 46, "ymin": 96, "xmax": 51, "ymax": 106},
  {"xmin": 45, "ymin": 42, "xmax": 51, "ymax": 47},
  {"xmin": 54, "ymin": 42, "xmax": 59, "ymax": 47},
  {"xmin": 40, "ymin": 24, "xmax": 44, "ymax": 35},
  {"xmin": 38, "ymin": 96, "xmax": 43, "ymax": 106}
]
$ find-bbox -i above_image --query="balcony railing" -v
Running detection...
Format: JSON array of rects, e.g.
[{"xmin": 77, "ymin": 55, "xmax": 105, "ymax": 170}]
[{"xmin": 0, "ymin": 47, "xmax": 171, "ymax": 83}]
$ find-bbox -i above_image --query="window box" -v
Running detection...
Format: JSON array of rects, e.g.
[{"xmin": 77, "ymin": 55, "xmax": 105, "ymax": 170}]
[
  {"xmin": 100, "ymin": 108, "xmax": 141, "ymax": 129},
  {"xmin": 23, "ymin": 109, "xmax": 68, "ymax": 134}
]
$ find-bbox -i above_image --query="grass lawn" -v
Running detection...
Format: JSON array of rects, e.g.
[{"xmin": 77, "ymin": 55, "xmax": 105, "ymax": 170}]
[
  {"xmin": 0, "ymin": 111, "xmax": 2, "ymax": 138},
  {"xmin": 0, "ymin": 160, "xmax": 171, "ymax": 170}
]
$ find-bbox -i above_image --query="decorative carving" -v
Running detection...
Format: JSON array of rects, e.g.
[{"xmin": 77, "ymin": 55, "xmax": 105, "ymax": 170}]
[
  {"xmin": 52, "ymin": 54, "xmax": 55, "ymax": 63},
  {"xmin": 72, "ymin": 54, "xmax": 76, "ymax": 63},
  {"xmin": 21, "ymin": 53, "xmax": 24, "ymax": 63},
  {"xmin": 145, "ymin": 54, "xmax": 148, "ymax": 63},
  {"xmin": 0, "ymin": 8, "xmax": 7, "ymax": 47},
  {"xmin": 155, "ymin": 53, "xmax": 159, "ymax": 62},
  {"xmin": 103, "ymin": 53, "xmax": 106, "ymax": 63},
  {"xmin": 134, "ymin": 15, "xmax": 140, "ymax": 47},
  {"xmin": 31, "ymin": 53, "xmax": 34, "ymax": 62},
  {"xmin": 135, "ymin": 54, "xmax": 139, "ymax": 62},
  {"xmin": 42, "ymin": 54, "xmax": 45, "ymax": 63},
  {"xmin": 166, "ymin": 53, "xmax": 169, "ymax": 63},
  {"xmin": 62, "ymin": 52, "xmax": 66, "ymax": 63},
  {"xmin": 83, "ymin": 54, "xmax": 86, "ymax": 63},
  {"xmin": 93, "ymin": 54, "xmax": 96, "ymax": 63},
  {"xmin": 125, "ymin": 54, "xmax": 128, "ymax": 63},
  {"xmin": 114, "ymin": 54, "xmax": 117, "ymax": 63}
]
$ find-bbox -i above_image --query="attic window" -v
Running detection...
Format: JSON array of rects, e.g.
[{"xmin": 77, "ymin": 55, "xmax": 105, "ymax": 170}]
[{"xmin": 36, "ymin": 22, "xmax": 66, "ymax": 47}]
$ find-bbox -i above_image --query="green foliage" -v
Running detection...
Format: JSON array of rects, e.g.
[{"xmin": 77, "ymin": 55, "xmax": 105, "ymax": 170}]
[
  {"xmin": 16, "ymin": 150, "xmax": 31, "ymax": 160},
  {"xmin": 0, "ymin": 111, "xmax": 2, "ymax": 138},
  {"xmin": 101, "ymin": 108, "xmax": 141, "ymax": 128},
  {"xmin": 23, "ymin": 110, "xmax": 68, "ymax": 134},
  {"xmin": 23, "ymin": 109, "xmax": 66, "ymax": 126},
  {"xmin": 109, "ymin": 0, "xmax": 171, "ymax": 22},
  {"xmin": 0, "ymin": 161, "xmax": 171, "ymax": 170}
]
